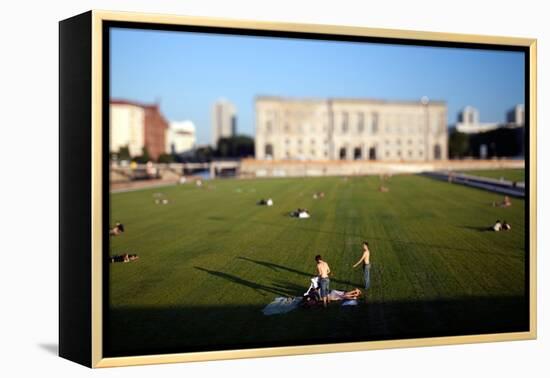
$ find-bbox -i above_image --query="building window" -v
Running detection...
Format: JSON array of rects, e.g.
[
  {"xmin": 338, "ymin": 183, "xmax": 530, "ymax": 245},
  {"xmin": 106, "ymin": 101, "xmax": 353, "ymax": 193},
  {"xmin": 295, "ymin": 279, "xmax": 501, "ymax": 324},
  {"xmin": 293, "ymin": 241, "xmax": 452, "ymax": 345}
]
[
  {"xmin": 342, "ymin": 112, "xmax": 349, "ymax": 133},
  {"xmin": 372, "ymin": 113, "xmax": 379, "ymax": 134},
  {"xmin": 397, "ymin": 150, "xmax": 402, "ymax": 157},
  {"xmin": 408, "ymin": 150, "xmax": 413, "ymax": 157},
  {"xmin": 354, "ymin": 147, "xmax": 362, "ymax": 160},
  {"xmin": 311, "ymin": 139, "xmax": 315, "ymax": 145},
  {"xmin": 434, "ymin": 144, "xmax": 442, "ymax": 160},
  {"xmin": 298, "ymin": 139, "xmax": 302, "ymax": 145},
  {"xmin": 284, "ymin": 123, "xmax": 290, "ymax": 133},
  {"xmin": 339, "ymin": 147, "xmax": 346, "ymax": 160},
  {"xmin": 385, "ymin": 151, "xmax": 390, "ymax": 157},
  {"xmin": 266, "ymin": 121, "xmax": 272, "ymax": 133},
  {"xmin": 265, "ymin": 144, "xmax": 274, "ymax": 158},
  {"xmin": 369, "ymin": 147, "xmax": 377, "ymax": 160},
  {"xmin": 357, "ymin": 113, "xmax": 365, "ymax": 133}
]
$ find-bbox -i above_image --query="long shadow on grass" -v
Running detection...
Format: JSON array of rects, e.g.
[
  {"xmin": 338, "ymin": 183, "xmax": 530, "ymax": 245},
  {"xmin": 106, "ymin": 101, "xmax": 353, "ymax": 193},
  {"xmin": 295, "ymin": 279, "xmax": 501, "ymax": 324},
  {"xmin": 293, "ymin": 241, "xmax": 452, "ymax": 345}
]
[
  {"xmin": 105, "ymin": 295, "xmax": 528, "ymax": 358},
  {"xmin": 194, "ymin": 266, "xmax": 304, "ymax": 297},
  {"xmin": 237, "ymin": 257, "xmax": 362, "ymax": 287}
]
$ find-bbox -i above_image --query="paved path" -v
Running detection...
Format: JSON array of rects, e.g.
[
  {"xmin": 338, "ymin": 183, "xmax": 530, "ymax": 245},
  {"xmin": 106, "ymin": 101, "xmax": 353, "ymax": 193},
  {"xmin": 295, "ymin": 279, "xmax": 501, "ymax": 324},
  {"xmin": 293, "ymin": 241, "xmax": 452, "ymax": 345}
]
[{"xmin": 422, "ymin": 171, "xmax": 525, "ymax": 198}]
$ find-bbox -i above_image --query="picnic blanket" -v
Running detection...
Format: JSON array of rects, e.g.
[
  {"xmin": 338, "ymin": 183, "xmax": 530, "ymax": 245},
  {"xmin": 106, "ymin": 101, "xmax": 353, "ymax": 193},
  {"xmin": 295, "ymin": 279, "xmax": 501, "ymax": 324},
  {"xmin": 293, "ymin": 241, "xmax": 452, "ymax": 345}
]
[
  {"xmin": 262, "ymin": 297, "xmax": 302, "ymax": 316},
  {"xmin": 341, "ymin": 299, "xmax": 358, "ymax": 306}
]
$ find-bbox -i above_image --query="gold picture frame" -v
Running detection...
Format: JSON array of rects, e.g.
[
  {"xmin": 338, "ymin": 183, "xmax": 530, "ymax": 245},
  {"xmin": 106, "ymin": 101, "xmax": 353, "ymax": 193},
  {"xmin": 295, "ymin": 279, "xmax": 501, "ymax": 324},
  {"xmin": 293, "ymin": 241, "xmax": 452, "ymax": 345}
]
[{"xmin": 59, "ymin": 9, "xmax": 537, "ymax": 368}]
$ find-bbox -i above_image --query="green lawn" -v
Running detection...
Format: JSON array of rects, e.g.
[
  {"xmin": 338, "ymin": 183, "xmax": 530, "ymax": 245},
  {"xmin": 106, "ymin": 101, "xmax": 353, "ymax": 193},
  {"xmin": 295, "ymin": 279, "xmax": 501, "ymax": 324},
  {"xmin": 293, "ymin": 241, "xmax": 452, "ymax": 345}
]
[
  {"xmin": 462, "ymin": 169, "xmax": 525, "ymax": 183},
  {"xmin": 108, "ymin": 174, "xmax": 527, "ymax": 356}
]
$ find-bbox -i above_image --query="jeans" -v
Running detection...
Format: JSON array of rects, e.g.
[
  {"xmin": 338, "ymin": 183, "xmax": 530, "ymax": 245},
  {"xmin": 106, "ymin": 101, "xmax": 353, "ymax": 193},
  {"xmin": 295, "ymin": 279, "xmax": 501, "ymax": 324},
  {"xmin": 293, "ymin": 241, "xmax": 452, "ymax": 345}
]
[
  {"xmin": 319, "ymin": 278, "xmax": 330, "ymax": 298},
  {"xmin": 363, "ymin": 264, "xmax": 371, "ymax": 290}
]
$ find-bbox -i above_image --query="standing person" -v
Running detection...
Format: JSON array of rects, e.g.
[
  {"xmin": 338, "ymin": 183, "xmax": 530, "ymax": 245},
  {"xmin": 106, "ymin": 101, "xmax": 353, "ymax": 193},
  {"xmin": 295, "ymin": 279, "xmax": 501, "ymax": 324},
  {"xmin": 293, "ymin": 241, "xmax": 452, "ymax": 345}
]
[
  {"xmin": 352, "ymin": 241, "xmax": 371, "ymax": 302},
  {"xmin": 315, "ymin": 255, "xmax": 331, "ymax": 308}
]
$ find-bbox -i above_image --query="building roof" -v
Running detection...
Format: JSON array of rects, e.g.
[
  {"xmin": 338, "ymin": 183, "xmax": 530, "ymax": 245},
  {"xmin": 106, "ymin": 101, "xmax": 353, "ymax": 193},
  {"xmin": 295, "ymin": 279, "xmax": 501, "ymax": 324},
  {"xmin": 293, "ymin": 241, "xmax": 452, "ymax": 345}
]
[
  {"xmin": 170, "ymin": 120, "xmax": 196, "ymax": 134},
  {"xmin": 110, "ymin": 99, "xmax": 161, "ymax": 110},
  {"xmin": 255, "ymin": 95, "xmax": 446, "ymax": 106}
]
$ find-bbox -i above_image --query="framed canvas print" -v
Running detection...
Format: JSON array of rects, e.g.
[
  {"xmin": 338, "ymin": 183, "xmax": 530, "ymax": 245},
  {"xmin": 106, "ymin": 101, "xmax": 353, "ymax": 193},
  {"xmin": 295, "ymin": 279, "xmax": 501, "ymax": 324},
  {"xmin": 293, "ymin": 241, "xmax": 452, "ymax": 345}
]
[{"xmin": 59, "ymin": 10, "xmax": 537, "ymax": 368}]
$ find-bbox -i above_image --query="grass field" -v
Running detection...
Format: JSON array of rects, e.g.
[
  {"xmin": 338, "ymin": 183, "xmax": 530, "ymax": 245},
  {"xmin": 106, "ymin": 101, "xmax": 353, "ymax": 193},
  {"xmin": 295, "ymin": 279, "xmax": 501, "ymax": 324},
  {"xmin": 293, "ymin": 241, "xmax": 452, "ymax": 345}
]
[
  {"xmin": 108, "ymin": 174, "xmax": 527, "ymax": 356},
  {"xmin": 462, "ymin": 169, "xmax": 525, "ymax": 183}
]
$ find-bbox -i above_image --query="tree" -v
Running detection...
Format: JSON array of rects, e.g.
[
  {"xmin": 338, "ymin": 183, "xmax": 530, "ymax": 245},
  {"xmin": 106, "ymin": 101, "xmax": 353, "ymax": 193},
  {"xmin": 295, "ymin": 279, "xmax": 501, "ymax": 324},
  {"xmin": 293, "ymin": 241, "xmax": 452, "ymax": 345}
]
[
  {"xmin": 448, "ymin": 130, "xmax": 470, "ymax": 158},
  {"xmin": 195, "ymin": 146, "xmax": 215, "ymax": 162},
  {"xmin": 216, "ymin": 135, "xmax": 255, "ymax": 158},
  {"xmin": 469, "ymin": 127, "xmax": 524, "ymax": 158},
  {"xmin": 133, "ymin": 146, "xmax": 151, "ymax": 164},
  {"xmin": 157, "ymin": 153, "xmax": 175, "ymax": 164},
  {"xmin": 118, "ymin": 145, "xmax": 131, "ymax": 161}
]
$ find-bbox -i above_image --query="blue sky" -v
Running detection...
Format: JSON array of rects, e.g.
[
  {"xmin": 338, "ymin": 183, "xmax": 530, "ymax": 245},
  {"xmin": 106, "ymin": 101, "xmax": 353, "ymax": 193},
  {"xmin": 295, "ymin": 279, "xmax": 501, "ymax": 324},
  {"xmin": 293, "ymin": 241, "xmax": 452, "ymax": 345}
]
[{"xmin": 111, "ymin": 28, "xmax": 525, "ymax": 145}]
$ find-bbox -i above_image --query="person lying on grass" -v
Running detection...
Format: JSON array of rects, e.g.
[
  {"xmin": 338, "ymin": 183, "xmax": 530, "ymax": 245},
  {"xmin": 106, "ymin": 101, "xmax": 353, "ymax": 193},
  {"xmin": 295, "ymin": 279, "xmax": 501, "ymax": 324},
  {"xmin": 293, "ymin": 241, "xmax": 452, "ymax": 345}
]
[
  {"xmin": 492, "ymin": 195, "xmax": 512, "ymax": 208},
  {"xmin": 109, "ymin": 222, "xmax": 124, "ymax": 236},
  {"xmin": 290, "ymin": 208, "xmax": 310, "ymax": 218},
  {"xmin": 110, "ymin": 253, "xmax": 139, "ymax": 263},
  {"xmin": 491, "ymin": 220, "xmax": 503, "ymax": 232},
  {"xmin": 328, "ymin": 288, "xmax": 362, "ymax": 301},
  {"xmin": 302, "ymin": 288, "xmax": 361, "ymax": 307},
  {"xmin": 257, "ymin": 198, "xmax": 274, "ymax": 206}
]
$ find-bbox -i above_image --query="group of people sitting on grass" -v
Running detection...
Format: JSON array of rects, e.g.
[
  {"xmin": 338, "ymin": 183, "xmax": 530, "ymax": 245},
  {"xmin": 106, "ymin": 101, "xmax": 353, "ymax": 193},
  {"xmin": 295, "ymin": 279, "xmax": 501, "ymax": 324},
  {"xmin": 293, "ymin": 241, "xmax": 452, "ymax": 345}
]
[
  {"xmin": 153, "ymin": 192, "xmax": 170, "ymax": 205},
  {"xmin": 109, "ymin": 221, "xmax": 140, "ymax": 263},
  {"xmin": 491, "ymin": 219, "xmax": 512, "ymax": 232},
  {"xmin": 313, "ymin": 192, "xmax": 325, "ymax": 199},
  {"xmin": 263, "ymin": 243, "xmax": 372, "ymax": 315}
]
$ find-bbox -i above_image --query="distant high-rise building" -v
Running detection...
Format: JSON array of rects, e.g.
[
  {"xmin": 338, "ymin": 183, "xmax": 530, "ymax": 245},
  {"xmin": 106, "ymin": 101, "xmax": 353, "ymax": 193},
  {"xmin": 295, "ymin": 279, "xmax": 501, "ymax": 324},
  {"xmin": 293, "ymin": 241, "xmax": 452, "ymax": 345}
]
[
  {"xmin": 166, "ymin": 121, "xmax": 196, "ymax": 154},
  {"xmin": 454, "ymin": 106, "xmax": 499, "ymax": 134},
  {"xmin": 458, "ymin": 106, "xmax": 479, "ymax": 124},
  {"xmin": 211, "ymin": 99, "xmax": 237, "ymax": 147},
  {"xmin": 507, "ymin": 104, "xmax": 525, "ymax": 126}
]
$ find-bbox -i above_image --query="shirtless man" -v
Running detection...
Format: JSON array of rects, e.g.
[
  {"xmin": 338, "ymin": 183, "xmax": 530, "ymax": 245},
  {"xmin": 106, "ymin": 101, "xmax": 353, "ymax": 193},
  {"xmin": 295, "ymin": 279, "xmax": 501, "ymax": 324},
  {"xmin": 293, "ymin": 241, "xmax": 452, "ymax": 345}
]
[
  {"xmin": 315, "ymin": 255, "xmax": 331, "ymax": 308},
  {"xmin": 352, "ymin": 241, "xmax": 371, "ymax": 302}
]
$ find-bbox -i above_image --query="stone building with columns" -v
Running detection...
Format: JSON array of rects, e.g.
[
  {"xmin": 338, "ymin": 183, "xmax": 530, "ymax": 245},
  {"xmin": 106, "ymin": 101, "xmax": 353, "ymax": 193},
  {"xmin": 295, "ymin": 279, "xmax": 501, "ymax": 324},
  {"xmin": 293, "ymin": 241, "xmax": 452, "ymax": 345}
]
[{"xmin": 255, "ymin": 96, "xmax": 448, "ymax": 161}]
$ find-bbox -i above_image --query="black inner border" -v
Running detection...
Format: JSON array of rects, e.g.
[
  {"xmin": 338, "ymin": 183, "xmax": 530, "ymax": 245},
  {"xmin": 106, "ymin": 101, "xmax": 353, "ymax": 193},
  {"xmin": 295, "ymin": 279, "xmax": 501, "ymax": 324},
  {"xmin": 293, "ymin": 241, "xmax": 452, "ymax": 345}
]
[{"xmin": 101, "ymin": 20, "xmax": 531, "ymax": 358}]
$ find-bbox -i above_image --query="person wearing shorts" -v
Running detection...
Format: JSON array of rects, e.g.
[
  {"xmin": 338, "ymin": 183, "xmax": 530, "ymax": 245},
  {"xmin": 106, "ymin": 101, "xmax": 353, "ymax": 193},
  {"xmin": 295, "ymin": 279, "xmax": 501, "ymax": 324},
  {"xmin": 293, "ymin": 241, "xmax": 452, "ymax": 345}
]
[{"xmin": 315, "ymin": 255, "xmax": 331, "ymax": 308}]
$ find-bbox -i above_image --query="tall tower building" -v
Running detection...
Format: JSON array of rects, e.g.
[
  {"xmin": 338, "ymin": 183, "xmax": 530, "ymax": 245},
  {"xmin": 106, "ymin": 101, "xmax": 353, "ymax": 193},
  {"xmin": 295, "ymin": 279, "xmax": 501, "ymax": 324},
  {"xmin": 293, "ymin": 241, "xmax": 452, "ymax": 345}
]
[{"xmin": 211, "ymin": 99, "xmax": 237, "ymax": 147}]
